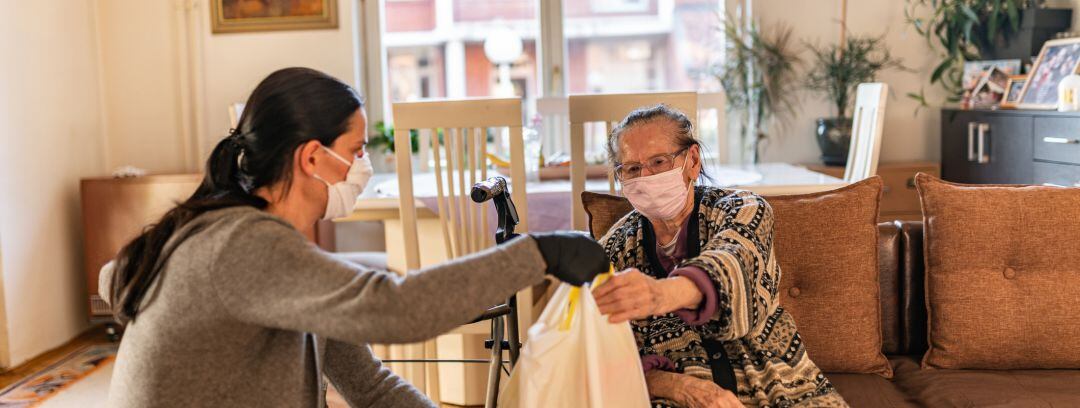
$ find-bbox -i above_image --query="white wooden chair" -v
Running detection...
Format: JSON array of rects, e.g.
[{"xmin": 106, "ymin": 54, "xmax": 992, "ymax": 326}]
[
  {"xmin": 697, "ymin": 91, "xmax": 727, "ymax": 164},
  {"xmin": 845, "ymin": 83, "xmax": 888, "ymax": 182},
  {"xmin": 567, "ymin": 91, "xmax": 698, "ymax": 231},
  {"xmin": 390, "ymin": 97, "xmax": 530, "ymax": 408},
  {"xmin": 536, "ymin": 96, "xmax": 569, "ymax": 158}
]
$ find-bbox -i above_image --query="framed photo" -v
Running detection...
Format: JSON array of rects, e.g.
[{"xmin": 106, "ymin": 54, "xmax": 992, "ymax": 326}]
[
  {"xmin": 962, "ymin": 59, "xmax": 1022, "ymax": 92},
  {"xmin": 1017, "ymin": 37, "xmax": 1080, "ymax": 109},
  {"xmin": 1000, "ymin": 75, "xmax": 1028, "ymax": 109},
  {"xmin": 211, "ymin": 0, "xmax": 338, "ymax": 34},
  {"xmin": 971, "ymin": 66, "xmax": 1012, "ymax": 109}
]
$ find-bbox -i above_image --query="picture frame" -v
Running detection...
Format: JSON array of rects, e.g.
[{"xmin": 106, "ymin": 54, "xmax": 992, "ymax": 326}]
[
  {"xmin": 211, "ymin": 0, "xmax": 338, "ymax": 34},
  {"xmin": 962, "ymin": 59, "xmax": 1022, "ymax": 92},
  {"xmin": 999, "ymin": 75, "xmax": 1028, "ymax": 109},
  {"xmin": 970, "ymin": 66, "xmax": 1012, "ymax": 109},
  {"xmin": 1017, "ymin": 37, "xmax": 1080, "ymax": 109}
]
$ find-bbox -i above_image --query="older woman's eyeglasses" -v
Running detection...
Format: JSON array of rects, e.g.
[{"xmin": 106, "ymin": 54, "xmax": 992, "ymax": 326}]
[{"xmin": 614, "ymin": 148, "xmax": 688, "ymax": 180}]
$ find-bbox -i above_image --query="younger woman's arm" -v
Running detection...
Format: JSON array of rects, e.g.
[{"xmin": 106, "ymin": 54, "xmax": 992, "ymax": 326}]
[{"xmin": 208, "ymin": 214, "xmax": 546, "ymax": 345}]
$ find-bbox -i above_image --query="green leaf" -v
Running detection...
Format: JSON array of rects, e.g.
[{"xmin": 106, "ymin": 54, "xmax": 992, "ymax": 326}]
[{"xmin": 931, "ymin": 59, "xmax": 952, "ymax": 83}]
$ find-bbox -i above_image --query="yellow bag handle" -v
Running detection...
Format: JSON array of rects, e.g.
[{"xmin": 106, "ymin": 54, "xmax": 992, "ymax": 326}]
[{"xmin": 560, "ymin": 265, "xmax": 614, "ymax": 331}]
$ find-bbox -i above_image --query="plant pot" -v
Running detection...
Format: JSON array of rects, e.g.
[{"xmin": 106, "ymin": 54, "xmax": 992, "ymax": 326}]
[
  {"xmin": 981, "ymin": 7, "xmax": 1072, "ymax": 61},
  {"xmin": 815, "ymin": 117, "xmax": 852, "ymax": 167}
]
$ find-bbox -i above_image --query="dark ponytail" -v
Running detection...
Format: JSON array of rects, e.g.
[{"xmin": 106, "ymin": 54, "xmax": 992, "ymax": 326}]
[{"xmin": 111, "ymin": 67, "xmax": 363, "ymax": 324}]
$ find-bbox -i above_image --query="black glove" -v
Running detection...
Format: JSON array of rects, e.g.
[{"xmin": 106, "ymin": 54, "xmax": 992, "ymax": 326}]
[{"xmin": 529, "ymin": 231, "xmax": 609, "ymax": 286}]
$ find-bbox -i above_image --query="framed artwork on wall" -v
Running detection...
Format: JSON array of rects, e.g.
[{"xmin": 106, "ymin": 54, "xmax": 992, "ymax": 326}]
[
  {"xmin": 1000, "ymin": 75, "xmax": 1028, "ymax": 109},
  {"xmin": 211, "ymin": 0, "xmax": 338, "ymax": 34},
  {"xmin": 1017, "ymin": 37, "xmax": 1080, "ymax": 109}
]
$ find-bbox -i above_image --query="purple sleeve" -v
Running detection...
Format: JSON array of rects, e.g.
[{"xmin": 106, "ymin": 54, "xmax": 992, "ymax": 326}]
[
  {"xmin": 641, "ymin": 354, "xmax": 675, "ymax": 374},
  {"xmin": 669, "ymin": 265, "xmax": 718, "ymax": 326}
]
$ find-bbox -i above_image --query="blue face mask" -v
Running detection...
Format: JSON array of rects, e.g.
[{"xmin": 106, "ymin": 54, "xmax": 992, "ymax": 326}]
[{"xmin": 312, "ymin": 146, "xmax": 373, "ymax": 220}]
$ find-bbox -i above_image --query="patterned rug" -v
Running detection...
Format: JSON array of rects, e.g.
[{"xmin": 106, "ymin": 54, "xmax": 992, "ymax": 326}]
[{"xmin": 0, "ymin": 345, "xmax": 118, "ymax": 407}]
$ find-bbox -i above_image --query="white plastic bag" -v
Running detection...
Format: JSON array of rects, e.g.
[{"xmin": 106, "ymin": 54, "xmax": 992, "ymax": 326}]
[{"xmin": 498, "ymin": 275, "xmax": 651, "ymax": 408}]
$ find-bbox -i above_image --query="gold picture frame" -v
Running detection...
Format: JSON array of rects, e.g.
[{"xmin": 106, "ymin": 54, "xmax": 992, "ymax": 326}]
[
  {"xmin": 211, "ymin": 0, "xmax": 338, "ymax": 34},
  {"xmin": 1016, "ymin": 37, "xmax": 1080, "ymax": 110},
  {"xmin": 999, "ymin": 75, "xmax": 1027, "ymax": 109}
]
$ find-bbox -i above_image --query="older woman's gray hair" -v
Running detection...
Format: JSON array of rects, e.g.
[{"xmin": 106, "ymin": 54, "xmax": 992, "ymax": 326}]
[{"xmin": 605, "ymin": 104, "xmax": 710, "ymax": 181}]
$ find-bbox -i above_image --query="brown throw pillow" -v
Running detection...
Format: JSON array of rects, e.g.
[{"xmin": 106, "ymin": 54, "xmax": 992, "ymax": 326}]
[
  {"xmin": 916, "ymin": 174, "xmax": 1080, "ymax": 369},
  {"xmin": 581, "ymin": 191, "xmax": 635, "ymax": 239},
  {"xmin": 768, "ymin": 177, "xmax": 892, "ymax": 377}
]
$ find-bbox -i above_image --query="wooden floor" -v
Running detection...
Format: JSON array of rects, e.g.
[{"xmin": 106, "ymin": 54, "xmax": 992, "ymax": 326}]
[{"xmin": 0, "ymin": 324, "xmax": 115, "ymax": 389}]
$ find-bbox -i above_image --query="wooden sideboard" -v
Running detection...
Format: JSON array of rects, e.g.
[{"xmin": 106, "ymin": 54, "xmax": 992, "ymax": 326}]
[
  {"xmin": 806, "ymin": 162, "xmax": 940, "ymax": 222},
  {"xmin": 941, "ymin": 109, "xmax": 1080, "ymax": 187},
  {"xmin": 80, "ymin": 175, "xmax": 203, "ymax": 319}
]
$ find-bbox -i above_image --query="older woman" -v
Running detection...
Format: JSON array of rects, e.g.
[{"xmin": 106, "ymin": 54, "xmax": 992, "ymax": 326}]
[{"xmin": 592, "ymin": 105, "xmax": 847, "ymax": 408}]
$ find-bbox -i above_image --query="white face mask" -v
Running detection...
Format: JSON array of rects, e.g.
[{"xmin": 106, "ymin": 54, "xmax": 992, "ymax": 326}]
[
  {"xmin": 313, "ymin": 145, "xmax": 373, "ymax": 220},
  {"xmin": 620, "ymin": 159, "xmax": 692, "ymax": 222}
]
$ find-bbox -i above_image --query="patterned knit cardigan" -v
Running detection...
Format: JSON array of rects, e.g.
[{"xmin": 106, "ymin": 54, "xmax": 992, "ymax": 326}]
[{"xmin": 598, "ymin": 186, "xmax": 848, "ymax": 408}]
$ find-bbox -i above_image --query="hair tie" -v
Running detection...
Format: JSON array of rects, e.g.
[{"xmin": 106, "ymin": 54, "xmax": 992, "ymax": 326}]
[{"xmin": 225, "ymin": 129, "xmax": 248, "ymax": 172}]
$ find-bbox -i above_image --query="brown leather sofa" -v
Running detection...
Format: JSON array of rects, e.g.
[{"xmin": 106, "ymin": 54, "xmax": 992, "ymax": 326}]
[
  {"xmin": 580, "ymin": 193, "xmax": 1080, "ymax": 407},
  {"xmin": 826, "ymin": 221, "xmax": 1080, "ymax": 408}
]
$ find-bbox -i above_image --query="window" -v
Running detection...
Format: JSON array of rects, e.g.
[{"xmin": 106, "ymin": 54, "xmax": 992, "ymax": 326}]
[
  {"xmin": 371, "ymin": 0, "xmax": 724, "ymax": 161},
  {"xmin": 565, "ymin": 0, "xmax": 722, "ymax": 94},
  {"xmin": 382, "ymin": 0, "xmax": 539, "ymax": 110}
]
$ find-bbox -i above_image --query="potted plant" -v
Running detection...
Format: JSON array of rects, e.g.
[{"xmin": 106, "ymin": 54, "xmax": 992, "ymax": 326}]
[
  {"xmin": 806, "ymin": 34, "xmax": 904, "ymax": 166},
  {"xmin": 367, "ymin": 121, "xmax": 419, "ymax": 172},
  {"xmin": 905, "ymin": 0, "xmax": 1071, "ymax": 103},
  {"xmin": 715, "ymin": 17, "xmax": 802, "ymax": 165}
]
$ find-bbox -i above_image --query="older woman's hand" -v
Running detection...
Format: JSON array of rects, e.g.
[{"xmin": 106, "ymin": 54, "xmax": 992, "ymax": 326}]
[
  {"xmin": 593, "ymin": 268, "xmax": 703, "ymax": 323},
  {"xmin": 645, "ymin": 370, "xmax": 743, "ymax": 408},
  {"xmin": 676, "ymin": 375, "xmax": 744, "ymax": 408}
]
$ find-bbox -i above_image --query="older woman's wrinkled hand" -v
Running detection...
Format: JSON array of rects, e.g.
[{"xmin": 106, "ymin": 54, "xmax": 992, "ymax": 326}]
[
  {"xmin": 675, "ymin": 374, "xmax": 744, "ymax": 408},
  {"xmin": 593, "ymin": 268, "xmax": 702, "ymax": 323}
]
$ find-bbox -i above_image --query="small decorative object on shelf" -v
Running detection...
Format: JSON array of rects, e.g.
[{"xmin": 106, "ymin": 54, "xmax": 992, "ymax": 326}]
[
  {"xmin": 1018, "ymin": 37, "xmax": 1080, "ymax": 109},
  {"xmin": 1057, "ymin": 73, "xmax": 1080, "ymax": 111},
  {"xmin": 971, "ymin": 66, "xmax": 1013, "ymax": 109},
  {"xmin": 1000, "ymin": 75, "xmax": 1028, "ymax": 109},
  {"xmin": 962, "ymin": 60, "xmax": 1023, "ymax": 92}
]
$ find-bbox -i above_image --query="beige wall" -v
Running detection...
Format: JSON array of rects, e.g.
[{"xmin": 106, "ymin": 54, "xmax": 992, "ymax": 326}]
[
  {"xmin": 0, "ymin": 0, "xmax": 360, "ymax": 368},
  {"xmin": 96, "ymin": 0, "xmax": 360, "ymax": 173},
  {"xmin": 95, "ymin": 0, "xmax": 189, "ymax": 173},
  {"xmin": 0, "ymin": 2, "xmax": 107, "ymax": 366}
]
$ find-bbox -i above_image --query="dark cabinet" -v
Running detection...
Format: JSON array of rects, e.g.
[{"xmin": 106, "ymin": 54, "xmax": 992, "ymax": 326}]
[{"xmin": 941, "ymin": 109, "xmax": 1080, "ymax": 185}]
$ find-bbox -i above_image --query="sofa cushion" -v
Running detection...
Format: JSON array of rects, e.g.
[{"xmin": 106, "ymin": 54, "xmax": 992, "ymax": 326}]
[
  {"xmin": 827, "ymin": 371, "xmax": 914, "ymax": 408},
  {"xmin": 768, "ymin": 177, "xmax": 891, "ymax": 376},
  {"xmin": 916, "ymin": 174, "xmax": 1080, "ymax": 369},
  {"xmin": 890, "ymin": 355, "xmax": 1080, "ymax": 408},
  {"xmin": 581, "ymin": 191, "xmax": 635, "ymax": 240}
]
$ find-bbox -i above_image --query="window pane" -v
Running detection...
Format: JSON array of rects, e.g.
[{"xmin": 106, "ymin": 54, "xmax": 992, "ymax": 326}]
[
  {"xmin": 562, "ymin": 0, "xmax": 725, "ymax": 162},
  {"xmin": 382, "ymin": 0, "xmax": 539, "ymax": 109},
  {"xmin": 564, "ymin": 0, "xmax": 723, "ymax": 94}
]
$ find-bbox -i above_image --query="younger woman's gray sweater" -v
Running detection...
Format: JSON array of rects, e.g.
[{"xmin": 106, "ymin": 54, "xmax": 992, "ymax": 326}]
[{"xmin": 99, "ymin": 206, "xmax": 546, "ymax": 407}]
